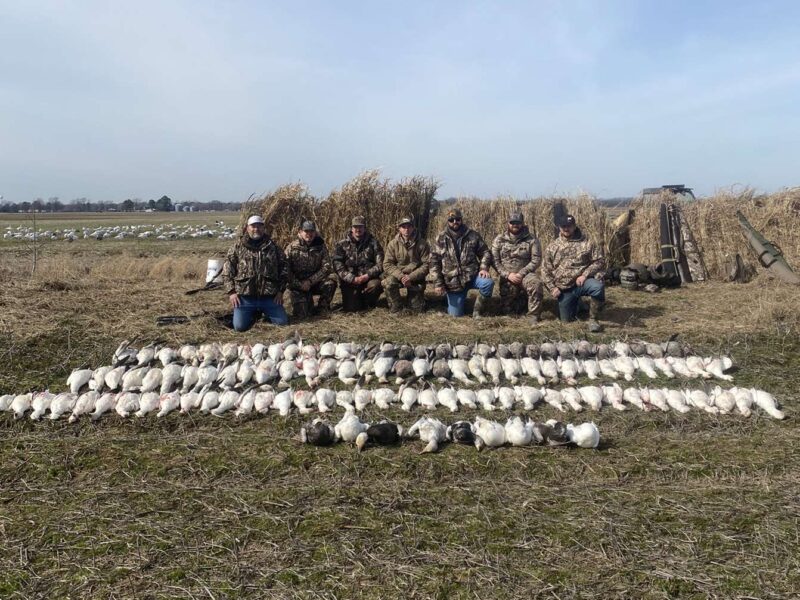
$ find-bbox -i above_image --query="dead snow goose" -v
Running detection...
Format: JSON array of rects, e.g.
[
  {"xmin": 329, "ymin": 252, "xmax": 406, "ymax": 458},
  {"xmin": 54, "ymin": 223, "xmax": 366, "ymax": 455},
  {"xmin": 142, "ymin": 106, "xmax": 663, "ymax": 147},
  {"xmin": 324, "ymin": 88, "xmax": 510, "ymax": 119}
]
[
  {"xmin": 198, "ymin": 388, "xmax": 220, "ymax": 414},
  {"xmin": 496, "ymin": 386, "xmax": 516, "ymax": 410},
  {"xmin": 456, "ymin": 388, "xmax": 478, "ymax": 410},
  {"xmin": 0, "ymin": 394, "xmax": 15, "ymax": 411},
  {"xmin": 254, "ymin": 387, "xmax": 276, "ymax": 414},
  {"xmin": 233, "ymin": 388, "xmax": 256, "ymax": 416},
  {"xmin": 557, "ymin": 357, "xmax": 579, "ymax": 386},
  {"xmin": 662, "ymin": 388, "xmax": 691, "ymax": 413},
  {"xmin": 335, "ymin": 390, "xmax": 355, "ymax": 412},
  {"xmin": 448, "ymin": 358, "xmax": 473, "ymax": 386},
  {"xmin": 418, "ymin": 384, "xmax": 438, "ymax": 411},
  {"xmin": 273, "ymin": 388, "xmax": 294, "ymax": 416},
  {"xmin": 505, "ymin": 415, "xmax": 533, "ymax": 446},
  {"xmin": 476, "ymin": 388, "xmax": 496, "ymax": 411},
  {"xmin": 91, "ymin": 392, "xmax": 118, "ymax": 420},
  {"xmin": 598, "ymin": 359, "xmax": 619, "ymax": 380},
  {"xmin": 90, "ymin": 366, "xmax": 112, "ymax": 392},
  {"xmin": 612, "ymin": 356, "xmax": 636, "ymax": 382},
  {"xmin": 48, "ymin": 392, "xmax": 77, "ymax": 420},
  {"xmin": 500, "ymin": 357, "xmax": 522, "ymax": 385},
  {"xmin": 514, "ymin": 385, "xmax": 542, "ymax": 411},
  {"xmin": 640, "ymin": 387, "xmax": 669, "ymax": 412},
  {"xmin": 29, "ymin": 391, "xmax": 55, "ymax": 420},
  {"xmin": 121, "ymin": 367, "xmax": 147, "ymax": 392},
  {"xmin": 577, "ymin": 386, "xmax": 603, "ymax": 411},
  {"xmin": 750, "ymin": 388, "xmax": 785, "ymax": 420},
  {"xmin": 468, "ymin": 355, "xmax": 488, "ymax": 385},
  {"xmin": 160, "ymin": 364, "xmax": 183, "ymax": 393},
  {"xmin": 684, "ymin": 389, "xmax": 718, "ymax": 414},
  {"xmin": 69, "ymin": 391, "xmax": 98, "ymax": 422},
  {"xmin": 115, "ymin": 392, "xmax": 140, "ymax": 417},
  {"xmin": 635, "ymin": 356, "xmax": 659, "ymax": 379},
  {"xmin": 136, "ymin": 392, "xmax": 161, "ymax": 416},
  {"xmin": 601, "ymin": 384, "xmax": 627, "ymax": 411},
  {"xmin": 314, "ymin": 388, "xmax": 337, "ymax": 413},
  {"xmin": 520, "ymin": 357, "xmax": 546, "ymax": 385},
  {"xmin": 437, "ymin": 386, "xmax": 459, "ymax": 412},
  {"xmin": 157, "ymin": 346, "xmax": 177, "ymax": 367},
  {"xmin": 567, "ymin": 422, "xmax": 600, "ymax": 449},
  {"xmin": 67, "ymin": 368, "xmax": 93, "ymax": 394},
  {"xmin": 539, "ymin": 358, "xmax": 560, "ymax": 385},
  {"xmin": 623, "ymin": 387, "xmax": 646, "ymax": 411},
  {"xmin": 447, "ymin": 420, "xmax": 477, "ymax": 445},
  {"xmin": 356, "ymin": 420, "xmax": 404, "ymax": 451},
  {"xmin": 653, "ymin": 357, "xmax": 676, "ymax": 379},
  {"xmin": 581, "ymin": 358, "xmax": 601, "ymax": 380},
  {"xmin": 729, "ymin": 387, "xmax": 752, "ymax": 417},
  {"xmin": 105, "ymin": 366, "xmax": 128, "ymax": 392},
  {"xmin": 473, "ymin": 416, "xmax": 506, "ymax": 451},
  {"xmin": 335, "ymin": 412, "xmax": 369, "ymax": 444},
  {"xmin": 212, "ymin": 389, "xmax": 242, "ymax": 416},
  {"xmin": 406, "ymin": 416, "xmax": 447, "ymax": 453},
  {"xmin": 704, "ymin": 357, "xmax": 734, "ymax": 382},
  {"xmin": 561, "ymin": 387, "xmax": 584, "ymax": 412},
  {"xmin": 301, "ymin": 418, "xmax": 336, "ymax": 446},
  {"xmin": 140, "ymin": 368, "xmax": 163, "ymax": 393},
  {"xmin": 541, "ymin": 387, "xmax": 566, "ymax": 412},
  {"xmin": 373, "ymin": 387, "xmax": 397, "ymax": 410}
]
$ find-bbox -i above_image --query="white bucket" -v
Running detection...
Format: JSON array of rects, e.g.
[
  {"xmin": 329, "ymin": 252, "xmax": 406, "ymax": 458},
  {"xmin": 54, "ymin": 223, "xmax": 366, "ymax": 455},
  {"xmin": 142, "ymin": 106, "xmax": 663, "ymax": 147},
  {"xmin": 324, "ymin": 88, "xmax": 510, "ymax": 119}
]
[{"xmin": 206, "ymin": 259, "xmax": 223, "ymax": 283}]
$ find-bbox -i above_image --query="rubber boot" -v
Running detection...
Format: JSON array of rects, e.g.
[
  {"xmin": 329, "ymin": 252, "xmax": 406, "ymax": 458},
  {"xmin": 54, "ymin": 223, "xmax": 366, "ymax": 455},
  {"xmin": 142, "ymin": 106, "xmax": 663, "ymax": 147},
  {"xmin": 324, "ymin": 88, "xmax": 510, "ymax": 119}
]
[
  {"xmin": 588, "ymin": 298, "xmax": 604, "ymax": 333},
  {"xmin": 473, "ymin": 295, "xmax": 488, "ymax": 319}
]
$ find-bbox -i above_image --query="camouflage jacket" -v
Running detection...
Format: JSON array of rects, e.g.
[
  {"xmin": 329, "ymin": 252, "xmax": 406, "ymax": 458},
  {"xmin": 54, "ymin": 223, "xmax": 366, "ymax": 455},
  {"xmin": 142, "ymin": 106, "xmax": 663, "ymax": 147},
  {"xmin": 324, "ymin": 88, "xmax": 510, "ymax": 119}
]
[
  {"xmin": 541, "ymin": 228, "xmax": 605, "ymax": 290},
  {"xmin": 491, "ymin": 227, "xmax": 542, "ymax": 279},
  {"xmin": 332, "ymin": 232, "xmax": 384, "ymax": 284},
  {"xmin": 284, "ymin": 234, "xmax": 333, "ymax": 290},
  {"xmin": 223, "ymin": 235, "xmax": 288, "ymax": 297},
  {"xmin": 430, "ymin": 226, "xmax": 492, "ymax": 292},
  {"xmin": 383, "ymin": 233, "xmax": 431, "ymax": 283}
]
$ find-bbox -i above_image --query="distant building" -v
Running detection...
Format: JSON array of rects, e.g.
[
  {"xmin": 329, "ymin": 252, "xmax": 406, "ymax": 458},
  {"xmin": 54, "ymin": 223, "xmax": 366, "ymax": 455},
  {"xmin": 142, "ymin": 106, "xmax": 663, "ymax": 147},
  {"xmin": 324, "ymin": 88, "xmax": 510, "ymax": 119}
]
[{"xmin": 173, "ymin": 203, "xmax": 183, "ymax": 212}]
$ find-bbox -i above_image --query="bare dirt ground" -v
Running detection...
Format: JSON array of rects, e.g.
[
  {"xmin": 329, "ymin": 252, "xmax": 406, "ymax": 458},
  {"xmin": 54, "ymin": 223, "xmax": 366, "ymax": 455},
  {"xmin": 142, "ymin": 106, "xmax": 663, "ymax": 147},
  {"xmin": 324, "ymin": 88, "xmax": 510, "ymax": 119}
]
[{"xmin": 0, "ymin": 232, "xmax": 798, "ymax": 599}]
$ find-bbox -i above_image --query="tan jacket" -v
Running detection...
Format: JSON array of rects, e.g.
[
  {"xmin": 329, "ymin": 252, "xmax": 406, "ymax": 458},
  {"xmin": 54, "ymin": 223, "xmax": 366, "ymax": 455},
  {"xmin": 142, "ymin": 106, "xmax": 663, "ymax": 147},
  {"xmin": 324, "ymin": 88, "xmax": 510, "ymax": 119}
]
[
  {"xmin": 383, "ymin": 233, "xmax": 430, "ymax": 282},
  {"xmin": 491, "ymin": 227, "xmax": 542, "ymax": 279},
  {"xmin": 223, "ymin": 235, "xmax": 288, "ymax": 297},
  {"xmin": 541, "ymin": 228, "xmax": 604, "ymax": 290}
]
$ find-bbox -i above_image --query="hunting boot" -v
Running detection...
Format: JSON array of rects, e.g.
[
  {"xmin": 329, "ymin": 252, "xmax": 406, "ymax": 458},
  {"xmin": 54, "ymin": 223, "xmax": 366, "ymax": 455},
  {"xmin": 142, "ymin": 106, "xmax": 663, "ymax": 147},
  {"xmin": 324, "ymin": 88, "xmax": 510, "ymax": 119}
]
[
  {"xmin": 386, "ymin": 285, "xmax": 404, "ymax": 313},
  {"xmin": 473, "ymin": 295, "xmax": 489, "ymax": 319},
  {"xmin": 588, "ymin": 298, "xmax": 604, "ymax": 333},
  {"xmin": 407, "ymin": 285, "xmax": 425, "ymax": 313}
]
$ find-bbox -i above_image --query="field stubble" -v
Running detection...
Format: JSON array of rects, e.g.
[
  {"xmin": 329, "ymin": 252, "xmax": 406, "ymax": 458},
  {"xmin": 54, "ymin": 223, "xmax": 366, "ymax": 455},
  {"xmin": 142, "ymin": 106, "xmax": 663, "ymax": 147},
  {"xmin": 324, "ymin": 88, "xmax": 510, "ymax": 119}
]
[{"xmin": 0, "ymin": 238, "xmax": 799, "ymax": 598}]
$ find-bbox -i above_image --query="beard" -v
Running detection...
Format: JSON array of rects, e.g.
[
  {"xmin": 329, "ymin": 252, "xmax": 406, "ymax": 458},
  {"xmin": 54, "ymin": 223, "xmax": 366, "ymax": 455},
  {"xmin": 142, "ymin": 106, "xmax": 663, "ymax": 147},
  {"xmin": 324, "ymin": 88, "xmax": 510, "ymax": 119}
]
[{"xmin": 248, "ymin": 231, "xmax": 263, "ymax": 240}]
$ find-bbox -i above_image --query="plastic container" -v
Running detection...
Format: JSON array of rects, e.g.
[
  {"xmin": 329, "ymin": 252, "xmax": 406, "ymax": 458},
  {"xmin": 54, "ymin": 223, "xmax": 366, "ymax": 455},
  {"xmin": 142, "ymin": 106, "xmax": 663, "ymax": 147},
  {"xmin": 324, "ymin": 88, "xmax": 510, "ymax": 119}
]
[{"xmin": 206, "ymin": 259, "xmax": 223, "ymax": 283}]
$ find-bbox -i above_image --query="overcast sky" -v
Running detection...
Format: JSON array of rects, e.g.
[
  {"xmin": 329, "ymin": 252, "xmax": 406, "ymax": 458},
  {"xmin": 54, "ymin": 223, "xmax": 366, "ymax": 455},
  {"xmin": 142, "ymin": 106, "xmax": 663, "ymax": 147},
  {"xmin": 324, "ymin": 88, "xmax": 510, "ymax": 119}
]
[{"xmin": 2, "ymin": 0, "xmax": 799, "ymax": 203}]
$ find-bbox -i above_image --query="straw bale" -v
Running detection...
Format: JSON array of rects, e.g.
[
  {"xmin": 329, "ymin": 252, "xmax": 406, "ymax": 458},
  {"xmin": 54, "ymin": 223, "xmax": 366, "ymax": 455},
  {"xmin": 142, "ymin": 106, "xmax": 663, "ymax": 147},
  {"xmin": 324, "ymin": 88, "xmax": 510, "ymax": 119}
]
[{"xmin": 628, "ymin": 187, "xmax": 800, "ymax": 280}]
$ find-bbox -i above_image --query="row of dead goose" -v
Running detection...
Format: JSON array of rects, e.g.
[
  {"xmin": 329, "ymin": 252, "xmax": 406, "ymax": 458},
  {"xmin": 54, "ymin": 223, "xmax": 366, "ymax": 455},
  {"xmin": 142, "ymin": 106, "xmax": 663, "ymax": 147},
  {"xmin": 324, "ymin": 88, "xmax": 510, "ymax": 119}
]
[
  {"xmin": 302, "ymin": 414, "xmax": 601, "ymax": 452},
  {"xmin": 0, "ymin": 382, "xmax": 784, "ymax": 422}
]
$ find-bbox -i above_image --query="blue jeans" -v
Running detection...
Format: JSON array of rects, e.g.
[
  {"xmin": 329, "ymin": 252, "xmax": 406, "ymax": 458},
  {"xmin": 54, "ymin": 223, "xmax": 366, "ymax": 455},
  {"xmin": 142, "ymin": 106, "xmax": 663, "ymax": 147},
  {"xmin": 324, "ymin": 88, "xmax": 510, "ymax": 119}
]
[
  {"xmin": 446, "ymin": 275, "xmax": 494, "ymax": 317},
  {"xmin": 557, "ymin": 278, "xmax": 605, "ymax": 321},
  {"xmin": 233, "ymin": 295, "xmax": 289, "ymax": 331}
]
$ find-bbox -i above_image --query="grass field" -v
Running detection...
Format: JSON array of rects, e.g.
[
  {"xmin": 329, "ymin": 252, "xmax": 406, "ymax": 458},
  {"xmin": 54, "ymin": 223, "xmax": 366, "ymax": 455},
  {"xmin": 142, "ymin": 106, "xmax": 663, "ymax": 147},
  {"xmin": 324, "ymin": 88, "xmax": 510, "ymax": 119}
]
[{"xmin": 0, "ymin": 220, "xmax": 798, "ymax": 598}]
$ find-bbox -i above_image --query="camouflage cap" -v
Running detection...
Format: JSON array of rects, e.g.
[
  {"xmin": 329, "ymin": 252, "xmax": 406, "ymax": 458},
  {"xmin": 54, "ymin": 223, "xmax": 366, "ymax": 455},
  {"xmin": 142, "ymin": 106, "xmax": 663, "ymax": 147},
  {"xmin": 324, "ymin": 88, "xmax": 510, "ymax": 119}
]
[
  {"xmin": 397, "ymin": 216, "xmax": 414, "ymax": 227},
  {"xmin": 447, "ymin": 208, "xmax": 463, "ymax": 219},
  {"xmin": 508, "ymin": 212, "xmax": 524, "ymax": 224},
  {"xmin": 557, "ymin": 214, "xmax": 576, "ymax": 227},
  {"xmin": 300, "ymin": 220, "xmax": 316, "ymax": 231},
  {"xmin": 351, "ymin": 216, "xmax": 366, "ymax": 227}
]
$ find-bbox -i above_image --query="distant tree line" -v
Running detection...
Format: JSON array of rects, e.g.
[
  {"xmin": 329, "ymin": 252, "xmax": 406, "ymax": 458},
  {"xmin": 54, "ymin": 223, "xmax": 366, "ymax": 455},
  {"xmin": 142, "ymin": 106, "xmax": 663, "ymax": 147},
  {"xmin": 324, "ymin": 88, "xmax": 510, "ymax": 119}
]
[{"xmin": 0, "ymin": 195, "xmax": 242, "ymax": 213}]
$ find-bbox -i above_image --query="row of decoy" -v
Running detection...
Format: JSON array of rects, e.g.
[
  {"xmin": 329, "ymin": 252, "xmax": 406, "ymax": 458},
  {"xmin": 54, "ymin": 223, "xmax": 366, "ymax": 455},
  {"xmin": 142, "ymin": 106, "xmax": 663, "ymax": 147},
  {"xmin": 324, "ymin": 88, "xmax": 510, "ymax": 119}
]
[
  {"xmin": 301, "ymin": 414, "xmax": 601, "ymax": 452},
  {"xmin": 2, "ymin": 222, "xmax": 236, "ymax": 242},
  {"xmin": 0, "ymin": 382, "xmax": 785, "ymax": 422}
]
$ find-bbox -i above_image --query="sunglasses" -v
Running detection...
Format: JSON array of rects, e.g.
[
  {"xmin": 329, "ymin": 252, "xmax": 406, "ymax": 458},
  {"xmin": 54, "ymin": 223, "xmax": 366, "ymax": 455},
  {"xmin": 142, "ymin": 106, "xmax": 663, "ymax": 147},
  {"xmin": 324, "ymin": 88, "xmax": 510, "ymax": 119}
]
[
  {"xmin": 508, "ymin": 221, "xmax": 522, "ymax": 225},
  {"xmin": 447, "ymin": 217, "xmax": 462, "ymax": 223}
]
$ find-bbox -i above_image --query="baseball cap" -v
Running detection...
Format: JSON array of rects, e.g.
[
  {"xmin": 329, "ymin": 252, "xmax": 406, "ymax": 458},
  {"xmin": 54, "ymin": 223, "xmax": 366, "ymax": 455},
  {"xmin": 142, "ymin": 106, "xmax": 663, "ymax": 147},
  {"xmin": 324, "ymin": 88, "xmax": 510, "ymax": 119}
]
[
  {"xmin": 351, "ymin": 216, "xmax": 366, "ymax": 227},
  {"xmin": 447, "ymin": 208, "xmax": 463, "ymax": 220},
  {"xmin": 508, "ymin": 212, "xmax": 524, "ymax": 224},
  {"xmin": 247, "ymin": 215, "xmax": 265, "ymax": 226},
  {"xmin": 397, "ymin": 216, "xmax": 414, "ymax": 227},
  {"xmin": 557, "ymin": 214, "xmax": 576, "ymax": 227},
  {"xmin": 301, "ymin": 220, "xmax": 316, "ymax": 231}
]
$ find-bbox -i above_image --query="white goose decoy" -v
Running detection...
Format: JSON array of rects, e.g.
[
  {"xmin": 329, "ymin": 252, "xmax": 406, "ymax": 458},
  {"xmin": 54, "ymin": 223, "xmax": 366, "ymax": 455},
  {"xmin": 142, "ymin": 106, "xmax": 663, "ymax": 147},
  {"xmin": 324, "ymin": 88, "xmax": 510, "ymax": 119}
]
[
  {"xmin": 115, "ymin": 392, "xmax": 140, "ymax": 417},
  {"xmin": 729, "ymin": 387, "xmax": 753, "ymax": 417},
  {"xmin": 254, "ymin": 387, "xmax": 276, "ymax": 414},
  {"xmin": 567, "ymin": 422, "xmax": 600, "ymax": 449},
  {"xmin": 315, "ymin": 388, "xmax": 337, "ymax": 413},
  {"xmin": 135, "ymin": 392, "xmax": 160, "ymax": 416},
  {"xmin": 456, "ymin": 388, "xmax": 478, "ymax": 409},
  {"xmin": 273, "ymin": 388, "xmax": 293, "ymax": 416},
  {"xmin": 520, "ymin": 357, "xmax": 546, "ymax": 385},
  {"xmin": 750, "ymin": 388, "xmax": 785, "ymax": 420},
  {"xmin": 561, "ymin": 387, "xmax": 584, "ymax": 412},
  {"xmin": 69, "ymin": 391, "xmax": 98, "ymax": 422},
  {"xmin": 662, "ymin": 388, "xmax": 691, "ymax": 413},
  {"xmin": 577, "ymin": 386, "xmax": 603, "ymax": 411},
  {"xmin": 373, "ymin": 388, "xmax": 397, "ymax": 410},
  {"xmin": 91, "ymin": 392, "xmax": 118, "ymax": 420},
  {"xmin": 514, "ymin": 385, "xmax": 542, "ymax": 410},
  {"xmin": 140, "ymin": 368, "xmax": 163, "ymax": 393},
  {"xmin": 67, "ymin": 369, "xmax": 93, "ymax": 394},
  {"xmin": 156, "ymin": 390, "xmax": 181, "ymax": 419},
  {"xmin": 407, "ymin": 416, "xmax": 447, "ymax": 453},
  {"xmin": 505, "ymin": 416, "xmax": 533, "ymax": 446},
  {"xmin": 437, "ymin": 386, "xmax": 459, "ymax": 412},
  {"xmin": 541, "ymin": 388, "xmax": 566, "ymax": 412},
  {"xmin": 335, "ymin": 412, "xmax": 369, "ymax": 444},
  {"xmin": 473, "ymin": 416, "xmax": 506, "ymax": 451}
]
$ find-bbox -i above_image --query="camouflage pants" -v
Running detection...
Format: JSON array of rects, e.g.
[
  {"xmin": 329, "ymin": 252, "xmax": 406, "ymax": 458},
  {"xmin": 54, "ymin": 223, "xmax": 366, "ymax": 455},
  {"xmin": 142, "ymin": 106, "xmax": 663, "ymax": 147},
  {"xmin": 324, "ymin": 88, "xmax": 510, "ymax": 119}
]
[
  {"xmin": 341, "ymin": 278, "xmax": 383, "ymax": 312},
  {"xmin": 383, "ymin": 275, "xmax": 426, "ymax": 312},
  {"xmin": 499, "ymin": 273, "xmax": 542, "ymax": 316},
  {"xmin": 290, "ymin": 276, "xmax": 338, "ymax": 318}
]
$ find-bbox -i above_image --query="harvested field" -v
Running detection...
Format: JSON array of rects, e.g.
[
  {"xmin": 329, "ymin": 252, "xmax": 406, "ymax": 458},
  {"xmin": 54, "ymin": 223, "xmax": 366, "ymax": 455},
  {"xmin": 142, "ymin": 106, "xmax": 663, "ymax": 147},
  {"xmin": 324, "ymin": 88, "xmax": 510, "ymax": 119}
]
[{"xmin": 1, "ymin": 219, "xmax": 799, "ymax": 598}]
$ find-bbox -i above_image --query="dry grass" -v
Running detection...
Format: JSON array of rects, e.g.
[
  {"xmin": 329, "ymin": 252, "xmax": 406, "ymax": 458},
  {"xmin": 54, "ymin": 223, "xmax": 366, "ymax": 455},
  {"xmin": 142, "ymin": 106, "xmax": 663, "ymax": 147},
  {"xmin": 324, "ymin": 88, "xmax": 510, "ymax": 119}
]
[
  {"xmin": 1, "ymin": 232, "xmax": 799, "ymax": 599},
  {"xmin": 629, "ymin": 187, "xmax": 800, "ymax": 280}
]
